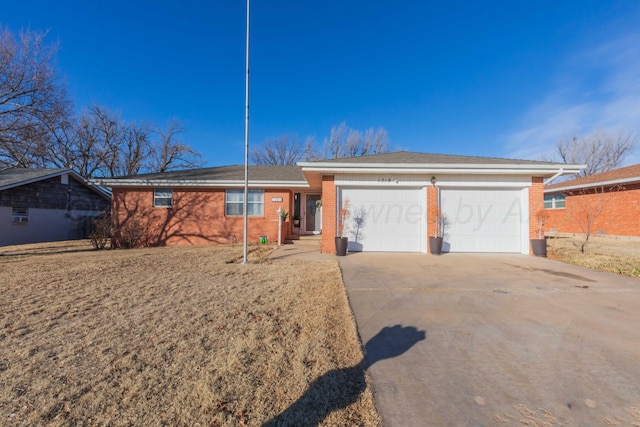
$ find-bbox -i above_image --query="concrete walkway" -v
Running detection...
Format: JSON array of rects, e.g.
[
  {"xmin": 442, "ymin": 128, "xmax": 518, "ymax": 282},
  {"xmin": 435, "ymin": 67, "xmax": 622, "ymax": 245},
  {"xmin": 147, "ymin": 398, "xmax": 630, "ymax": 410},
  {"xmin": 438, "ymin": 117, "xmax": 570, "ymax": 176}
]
[
  {"xmin": 268, "ymin": 237, "xmax": 334, "ymax": 262},
  {"xmin": 338, "ymin": 252, "xmax": 640, "ymax": 426}
]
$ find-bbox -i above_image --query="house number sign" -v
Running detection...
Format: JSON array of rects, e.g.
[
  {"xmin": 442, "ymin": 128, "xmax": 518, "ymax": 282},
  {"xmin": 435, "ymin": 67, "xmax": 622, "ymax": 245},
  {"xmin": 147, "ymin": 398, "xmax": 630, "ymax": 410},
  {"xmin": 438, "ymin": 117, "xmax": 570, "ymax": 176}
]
[{"xmin": 271, "ymin": 197, "xmax": 283, "ymax": 202}]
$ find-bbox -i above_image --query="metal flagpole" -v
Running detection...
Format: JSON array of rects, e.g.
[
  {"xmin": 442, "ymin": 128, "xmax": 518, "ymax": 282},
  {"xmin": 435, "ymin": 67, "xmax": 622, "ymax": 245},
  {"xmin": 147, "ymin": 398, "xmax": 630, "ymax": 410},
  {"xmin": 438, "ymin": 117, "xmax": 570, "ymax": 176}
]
[{"xmin": 242, "ymin": 0, "xmax": 250, "ymax": 264}]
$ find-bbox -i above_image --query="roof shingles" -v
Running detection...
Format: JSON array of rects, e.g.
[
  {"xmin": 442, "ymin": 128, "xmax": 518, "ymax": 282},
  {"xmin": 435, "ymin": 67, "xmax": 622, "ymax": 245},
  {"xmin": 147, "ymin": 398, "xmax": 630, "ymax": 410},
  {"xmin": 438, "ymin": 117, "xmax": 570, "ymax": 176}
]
[
  {"xmin": 546, "ymin": 163, "xmax": 640, "ymax": 190},
  {"xmin": 0, "ymin": 168, "xmax": 72, "ymax": 190},
  {"xmin": 305, "ymin": 151, "xmax": 562, "ymax": 165},
  {"xmin": 108, "ymin": 165, "xmax": 306, "ymax": 182}
]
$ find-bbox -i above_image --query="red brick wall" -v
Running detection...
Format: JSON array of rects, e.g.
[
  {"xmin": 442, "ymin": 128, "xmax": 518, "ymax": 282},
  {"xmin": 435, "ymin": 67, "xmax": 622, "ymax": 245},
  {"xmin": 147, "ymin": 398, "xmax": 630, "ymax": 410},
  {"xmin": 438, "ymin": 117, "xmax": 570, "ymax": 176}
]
[
  {"xmin": 529, "ymin": 177, "xmax": 545, "ymax": 242},
  {"xmin": 111, "ymin": 187, "xmax": 292, "ymax": 247},
  {"xmin": 321, "ymin": 176, "xmax": 336, "ymax": 254},
  {"xmin": 427, "ymin": 186, "xmax": 438, "ymax": 253},
  {"xmin": 545, "ymin": 183, "xmax": 640, "ymax": 237}
]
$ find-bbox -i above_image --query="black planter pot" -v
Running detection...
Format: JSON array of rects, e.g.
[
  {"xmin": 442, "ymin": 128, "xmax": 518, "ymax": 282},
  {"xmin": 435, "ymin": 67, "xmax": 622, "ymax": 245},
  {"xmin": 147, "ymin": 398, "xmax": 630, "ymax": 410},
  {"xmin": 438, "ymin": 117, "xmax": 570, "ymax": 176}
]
[
  {"xmin": 429, "ymin": 236, "xmax": 443, "ymax": 255},
  {"xmin": 530, "ymin": 238, "xmax": 547, "ymax": 257},
  {"xmin": 335, "ymin": 237, "xmax": 348, "ymax": 256}
]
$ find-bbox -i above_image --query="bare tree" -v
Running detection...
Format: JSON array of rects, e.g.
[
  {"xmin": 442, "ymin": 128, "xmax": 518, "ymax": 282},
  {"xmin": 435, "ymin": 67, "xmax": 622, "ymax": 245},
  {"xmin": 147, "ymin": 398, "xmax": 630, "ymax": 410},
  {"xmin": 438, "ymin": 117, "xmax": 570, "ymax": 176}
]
[
  {"xmin": 250, "ymin": 134, "xmax": 306, "ymax": 166},
  {"xmin": 121, "ymin": 121, "xmax": 153, "ymax": 176},
  {"xmin": 566, "ymin": 185, "xmax": 624, "ymax": 253},
  {"xmin": 322, "ymin": 122, "xmax": 390, "ymax": 159},
  {"xmin": 302, "ymin": 136, "xmax": 319, "ymax": 161},
  {"xmin": 149, "ymin": 120, "xmax": 202, "ymax": 173},
  {"xmin": 0, "ymin": 26, "xmax": 72, "ymax": 168},
  {"xmin": 252, "ymin": 123, "xmax": 392, "ymax": 165},
  {"xmin": 76, "ymin": 108, "xmax": 201, "ymax": 177},
  {"xmin": 0, "ymin": 26, "xmax": 202, "ymax": 178},
  {"xmin": 555, "ymin": 130, "xmax": 638, "ymax": 177},
  {"xmin": 368, "ymin": 127, "xmax": 390, "ymax": 155},
  {"xmin": 323, "ymin": 122, "xmax": 348, "ymax": 159}
]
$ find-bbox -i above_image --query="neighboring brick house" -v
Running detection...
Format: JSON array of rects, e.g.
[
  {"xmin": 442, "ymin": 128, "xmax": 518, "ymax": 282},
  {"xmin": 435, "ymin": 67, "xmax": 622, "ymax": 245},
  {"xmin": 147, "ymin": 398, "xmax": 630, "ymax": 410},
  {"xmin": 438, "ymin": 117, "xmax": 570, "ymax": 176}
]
[
  {"xmin": 544, "ymin": 163, "xmax": 640, "ymax": 238},
  {"xmin": 99, "ymin": 152, "xmax": 583, "ymax": 254},
  {"xmin": 0, "ymin": 168, "xmax": 111, "ymax": 246}
]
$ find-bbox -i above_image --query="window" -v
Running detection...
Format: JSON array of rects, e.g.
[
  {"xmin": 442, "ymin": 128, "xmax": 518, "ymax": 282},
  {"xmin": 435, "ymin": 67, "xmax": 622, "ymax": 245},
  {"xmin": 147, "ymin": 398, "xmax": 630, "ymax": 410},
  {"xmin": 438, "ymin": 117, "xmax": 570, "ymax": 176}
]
[
  {"xmin": 544, "ymin": 194, "xmax": 565, "ymax": 209},
  {"xmin": 12, "ymin": 207, "xmax": 29, "ymax": 224},
  {"xmin": 225, "ymin": 189, "xmax": 264, "ymax": 216},
  {"xmin": 154, "ymin": 188, "xmax": 173, "ymax": 207}
]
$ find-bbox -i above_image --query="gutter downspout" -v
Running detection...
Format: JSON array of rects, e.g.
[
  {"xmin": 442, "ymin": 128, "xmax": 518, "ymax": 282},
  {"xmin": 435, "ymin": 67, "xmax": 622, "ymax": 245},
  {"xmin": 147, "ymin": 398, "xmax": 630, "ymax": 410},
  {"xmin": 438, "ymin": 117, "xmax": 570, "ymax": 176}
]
[{"xmin": 543, "ymin": 168, "xmax": 564, "ymax": 186}]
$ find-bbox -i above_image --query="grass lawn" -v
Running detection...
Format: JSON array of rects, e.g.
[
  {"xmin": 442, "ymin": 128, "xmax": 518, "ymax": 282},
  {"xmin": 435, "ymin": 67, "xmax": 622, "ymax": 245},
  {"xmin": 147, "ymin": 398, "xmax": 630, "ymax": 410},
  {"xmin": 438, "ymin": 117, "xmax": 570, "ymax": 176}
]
[
  {"xmin": 547, "ymin": 235, "xmax": 640, "ymax": 278},
  {"xmin": 0, "ymin": 241, "xmax": 381, "ymax": 426}
]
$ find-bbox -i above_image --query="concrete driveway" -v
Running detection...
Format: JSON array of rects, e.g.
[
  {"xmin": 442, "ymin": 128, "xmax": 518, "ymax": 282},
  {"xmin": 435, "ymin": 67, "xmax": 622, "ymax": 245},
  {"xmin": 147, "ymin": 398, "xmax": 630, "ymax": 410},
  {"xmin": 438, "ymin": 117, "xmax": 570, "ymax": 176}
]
[{"xmin": 339, "ymin": 253, "xmax": 640, "ymax": 426}]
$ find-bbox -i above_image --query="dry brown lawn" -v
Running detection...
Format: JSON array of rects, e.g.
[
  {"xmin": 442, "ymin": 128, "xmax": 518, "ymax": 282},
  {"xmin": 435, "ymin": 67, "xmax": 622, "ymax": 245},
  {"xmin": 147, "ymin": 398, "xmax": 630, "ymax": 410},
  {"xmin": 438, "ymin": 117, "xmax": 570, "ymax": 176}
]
[
  {"xmin": 0, "ymin": 241, "xmax": 381, "ymax": 426},
  {"xmin": 547, "ymin": 235, "xmax": 640, "ymax": 278}
]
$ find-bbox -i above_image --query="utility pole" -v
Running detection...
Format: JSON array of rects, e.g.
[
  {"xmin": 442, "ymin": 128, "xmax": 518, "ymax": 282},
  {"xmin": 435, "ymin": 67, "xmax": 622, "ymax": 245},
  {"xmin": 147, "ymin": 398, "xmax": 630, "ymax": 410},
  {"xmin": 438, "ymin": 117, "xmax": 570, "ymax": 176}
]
[{"xmin": 242, "ymin": 0, "xmax": 250, "ymax": 264}]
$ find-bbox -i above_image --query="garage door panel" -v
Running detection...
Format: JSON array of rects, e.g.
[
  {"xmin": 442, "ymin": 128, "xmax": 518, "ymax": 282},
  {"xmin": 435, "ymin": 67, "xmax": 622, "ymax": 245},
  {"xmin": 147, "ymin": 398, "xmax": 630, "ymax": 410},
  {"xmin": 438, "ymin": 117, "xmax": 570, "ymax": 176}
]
[
  {"xmin": 441, "ymin": 188, "xmax": 523, "ymax": 253},
  {"xmin": 341, "ymin": 187, "xmax": 424, "ymax": 252}
]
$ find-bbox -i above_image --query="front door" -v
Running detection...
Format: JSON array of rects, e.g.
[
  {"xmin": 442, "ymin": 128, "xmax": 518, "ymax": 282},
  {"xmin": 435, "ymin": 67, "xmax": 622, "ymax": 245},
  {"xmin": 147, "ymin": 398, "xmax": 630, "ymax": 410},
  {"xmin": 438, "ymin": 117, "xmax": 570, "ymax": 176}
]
[{"xmin": 304, "ymin": 194, "xmax": 322, "ymax": 234}]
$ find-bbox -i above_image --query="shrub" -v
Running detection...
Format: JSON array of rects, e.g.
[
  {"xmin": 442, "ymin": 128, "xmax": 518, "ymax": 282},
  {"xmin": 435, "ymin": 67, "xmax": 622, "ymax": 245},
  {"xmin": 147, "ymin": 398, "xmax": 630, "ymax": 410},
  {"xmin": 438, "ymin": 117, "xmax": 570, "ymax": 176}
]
[
  {"xmin": 89, "ymin": 212, "xmax": 111, "ymax": 250},
  {"xmin": 116, "ymin": 219, "xmax": 147, "ymax": 249}
]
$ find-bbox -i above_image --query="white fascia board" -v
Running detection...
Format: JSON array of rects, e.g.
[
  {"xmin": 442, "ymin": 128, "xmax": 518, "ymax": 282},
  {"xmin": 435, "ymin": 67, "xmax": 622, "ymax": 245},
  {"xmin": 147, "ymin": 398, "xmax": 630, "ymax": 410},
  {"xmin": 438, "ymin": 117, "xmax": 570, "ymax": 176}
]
[
  {"xmin": 96, "ymin": 179, "xmax": 309, "ymax": 189},
  {"xmin": 544, "ymin": 176, "xmax": 640, "ymax": 193},
  {"xmin": 300, "ymin": 164, "xmax": 585, "ymax": 175},
  {"xmin": 83, "ymin": 181, "xmax": 112, "ymax": 199}
]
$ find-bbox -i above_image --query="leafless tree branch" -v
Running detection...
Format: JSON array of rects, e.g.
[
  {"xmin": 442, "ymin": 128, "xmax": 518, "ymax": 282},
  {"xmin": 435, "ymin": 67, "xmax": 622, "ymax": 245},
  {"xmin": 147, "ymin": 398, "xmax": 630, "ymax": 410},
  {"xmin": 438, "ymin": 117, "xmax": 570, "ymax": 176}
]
[
  {"xmin": 0, "ymin": 25, "xmax": 73, "ymax": 169},
  {"xmin": 250, "ymin": 134, "xmax": 305, "ymax": 166},
  {"xmin": 556, "ymin": 130, "xmax": 638, "ymax": 177}
]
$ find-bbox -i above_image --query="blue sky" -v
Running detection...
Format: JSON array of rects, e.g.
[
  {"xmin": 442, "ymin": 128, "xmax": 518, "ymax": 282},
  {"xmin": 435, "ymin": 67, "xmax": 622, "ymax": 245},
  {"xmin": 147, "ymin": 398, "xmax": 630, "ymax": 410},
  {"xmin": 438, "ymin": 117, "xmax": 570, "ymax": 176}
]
[{"xmin": 3, "ymin": 1, "xmax": 640, "ymax": 166}]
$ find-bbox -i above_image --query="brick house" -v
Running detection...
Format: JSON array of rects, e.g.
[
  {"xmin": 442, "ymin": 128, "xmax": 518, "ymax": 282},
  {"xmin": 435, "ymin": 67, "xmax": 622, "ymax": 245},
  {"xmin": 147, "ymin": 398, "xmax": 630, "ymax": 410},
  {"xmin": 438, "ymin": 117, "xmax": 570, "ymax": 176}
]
[
  {"xmin": 100, "ymin": 165, "xmax": 307, "ymax": 247},
  {"xmin": 0, "ymin": 168, "xmax": 111, "ymax": 246},
  {"xmin": 544, "ymin": 163, "xmax": 640, "ymax": 238},
  {"xmin": 98, "ymin": 152, "xmax": 583, "ymax": 254}
]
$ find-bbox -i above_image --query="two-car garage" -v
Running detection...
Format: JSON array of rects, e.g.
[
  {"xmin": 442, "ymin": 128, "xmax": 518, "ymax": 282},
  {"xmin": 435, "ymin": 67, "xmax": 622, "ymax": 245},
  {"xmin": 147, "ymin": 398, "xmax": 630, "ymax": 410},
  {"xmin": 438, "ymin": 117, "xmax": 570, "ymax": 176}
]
[
  {"xmin": 338, "ymin": 178, "xmax": 529, "ymax": 254},
  {"xmin": 299, "ymin": 151, "xmax": 582, "ymax": 256}
]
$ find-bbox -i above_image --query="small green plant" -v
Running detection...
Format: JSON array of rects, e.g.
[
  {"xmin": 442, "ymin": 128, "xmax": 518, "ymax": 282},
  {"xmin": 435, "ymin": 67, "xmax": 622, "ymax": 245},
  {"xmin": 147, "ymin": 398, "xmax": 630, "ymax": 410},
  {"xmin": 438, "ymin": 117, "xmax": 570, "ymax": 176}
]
[{"xmin": 280, "ymin": 210, "xmax": 289, "ymax": 221}]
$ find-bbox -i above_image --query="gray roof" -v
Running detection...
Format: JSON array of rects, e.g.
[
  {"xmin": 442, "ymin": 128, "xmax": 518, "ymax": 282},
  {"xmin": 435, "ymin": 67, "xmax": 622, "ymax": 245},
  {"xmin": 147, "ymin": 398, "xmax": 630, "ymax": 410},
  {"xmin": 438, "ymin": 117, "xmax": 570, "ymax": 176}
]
[
  {"xmin": 106, "ymin": 165, "xmax": 306, "ymax": 183},
  {"xmin": 306, "ymin": 151, "xmax": 561, "ymax": 165},
  {"xmin": 0, "ymin": 168, "xmax": 73, "ymax": 190},
  {"xmin": 0, "ymin": 167, "xmax": 111, "ymax": 198}
]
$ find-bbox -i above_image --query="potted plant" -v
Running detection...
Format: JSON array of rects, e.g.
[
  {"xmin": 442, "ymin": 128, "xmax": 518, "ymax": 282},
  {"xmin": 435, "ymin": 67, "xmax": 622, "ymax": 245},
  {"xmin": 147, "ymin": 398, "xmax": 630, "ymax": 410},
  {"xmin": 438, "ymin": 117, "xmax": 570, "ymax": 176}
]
[
  {"xmin": 280, "ymin": 210, "xmax": 289, "ymax": 222},
  {"xmin": 429, "ymin": 207, "xmax": 449, "ymax": 255},
  {"xmin": 292, "ymin": 214, "xmax": 300, "ymax": 227},
  {"xmin": 335, "ymin": 199, "xmax": 351, "ymax": 256},
  {"xmin": 531, "ymin": 208, "xmax": 548, "ymax": 257}
]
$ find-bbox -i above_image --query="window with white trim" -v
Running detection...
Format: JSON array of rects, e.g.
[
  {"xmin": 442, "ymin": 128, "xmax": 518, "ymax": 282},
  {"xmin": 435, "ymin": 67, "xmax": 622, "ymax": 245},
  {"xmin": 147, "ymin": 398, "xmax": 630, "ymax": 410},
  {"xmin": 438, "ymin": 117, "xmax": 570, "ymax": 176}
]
[
  {"xmin": 153, "ymin": 188, "xmax": 173, "ymax": 207},
  {"xmin": 544, "ymin": 194, "xmax": 565, "ymax": 209},
  {"xmin": 225, "ymin": 189, "xmax": 264, "ymax": 216},
  {"xmin": 12, "ymin": 207, "xmax": 29, "ymax": 224}
]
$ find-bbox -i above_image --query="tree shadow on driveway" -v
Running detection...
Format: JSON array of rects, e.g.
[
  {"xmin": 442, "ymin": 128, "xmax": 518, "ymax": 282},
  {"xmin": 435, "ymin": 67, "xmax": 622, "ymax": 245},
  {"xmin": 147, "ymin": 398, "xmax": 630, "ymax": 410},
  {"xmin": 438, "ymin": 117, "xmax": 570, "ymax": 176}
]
[{"xmin": 263, "ymin": 324, "xmax": 426, "ymax": 426}]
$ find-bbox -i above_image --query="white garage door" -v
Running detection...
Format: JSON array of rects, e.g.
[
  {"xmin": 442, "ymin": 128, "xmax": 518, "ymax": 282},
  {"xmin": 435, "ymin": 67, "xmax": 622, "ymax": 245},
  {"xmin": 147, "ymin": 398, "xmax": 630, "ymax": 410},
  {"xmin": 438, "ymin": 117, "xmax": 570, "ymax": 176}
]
[
  {"xmin": 440, "ymin": 188, "xmax": 524, "ymax": 253},
  {"xmin": 340, "ymin": 187, "xmax": 425, "ymax": 252}
]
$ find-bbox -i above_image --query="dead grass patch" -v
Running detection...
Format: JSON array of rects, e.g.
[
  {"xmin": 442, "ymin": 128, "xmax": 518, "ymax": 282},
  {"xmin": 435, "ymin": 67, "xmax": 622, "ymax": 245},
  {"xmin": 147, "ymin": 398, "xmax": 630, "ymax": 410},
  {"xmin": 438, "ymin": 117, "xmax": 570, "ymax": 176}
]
[
  {"xmin": 0, "ymin": 241, "xmax": 381, "ymax": 426},
  {"xmin": 547, "ymin": 236, "xmax": 640, "ymax": 278}
]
